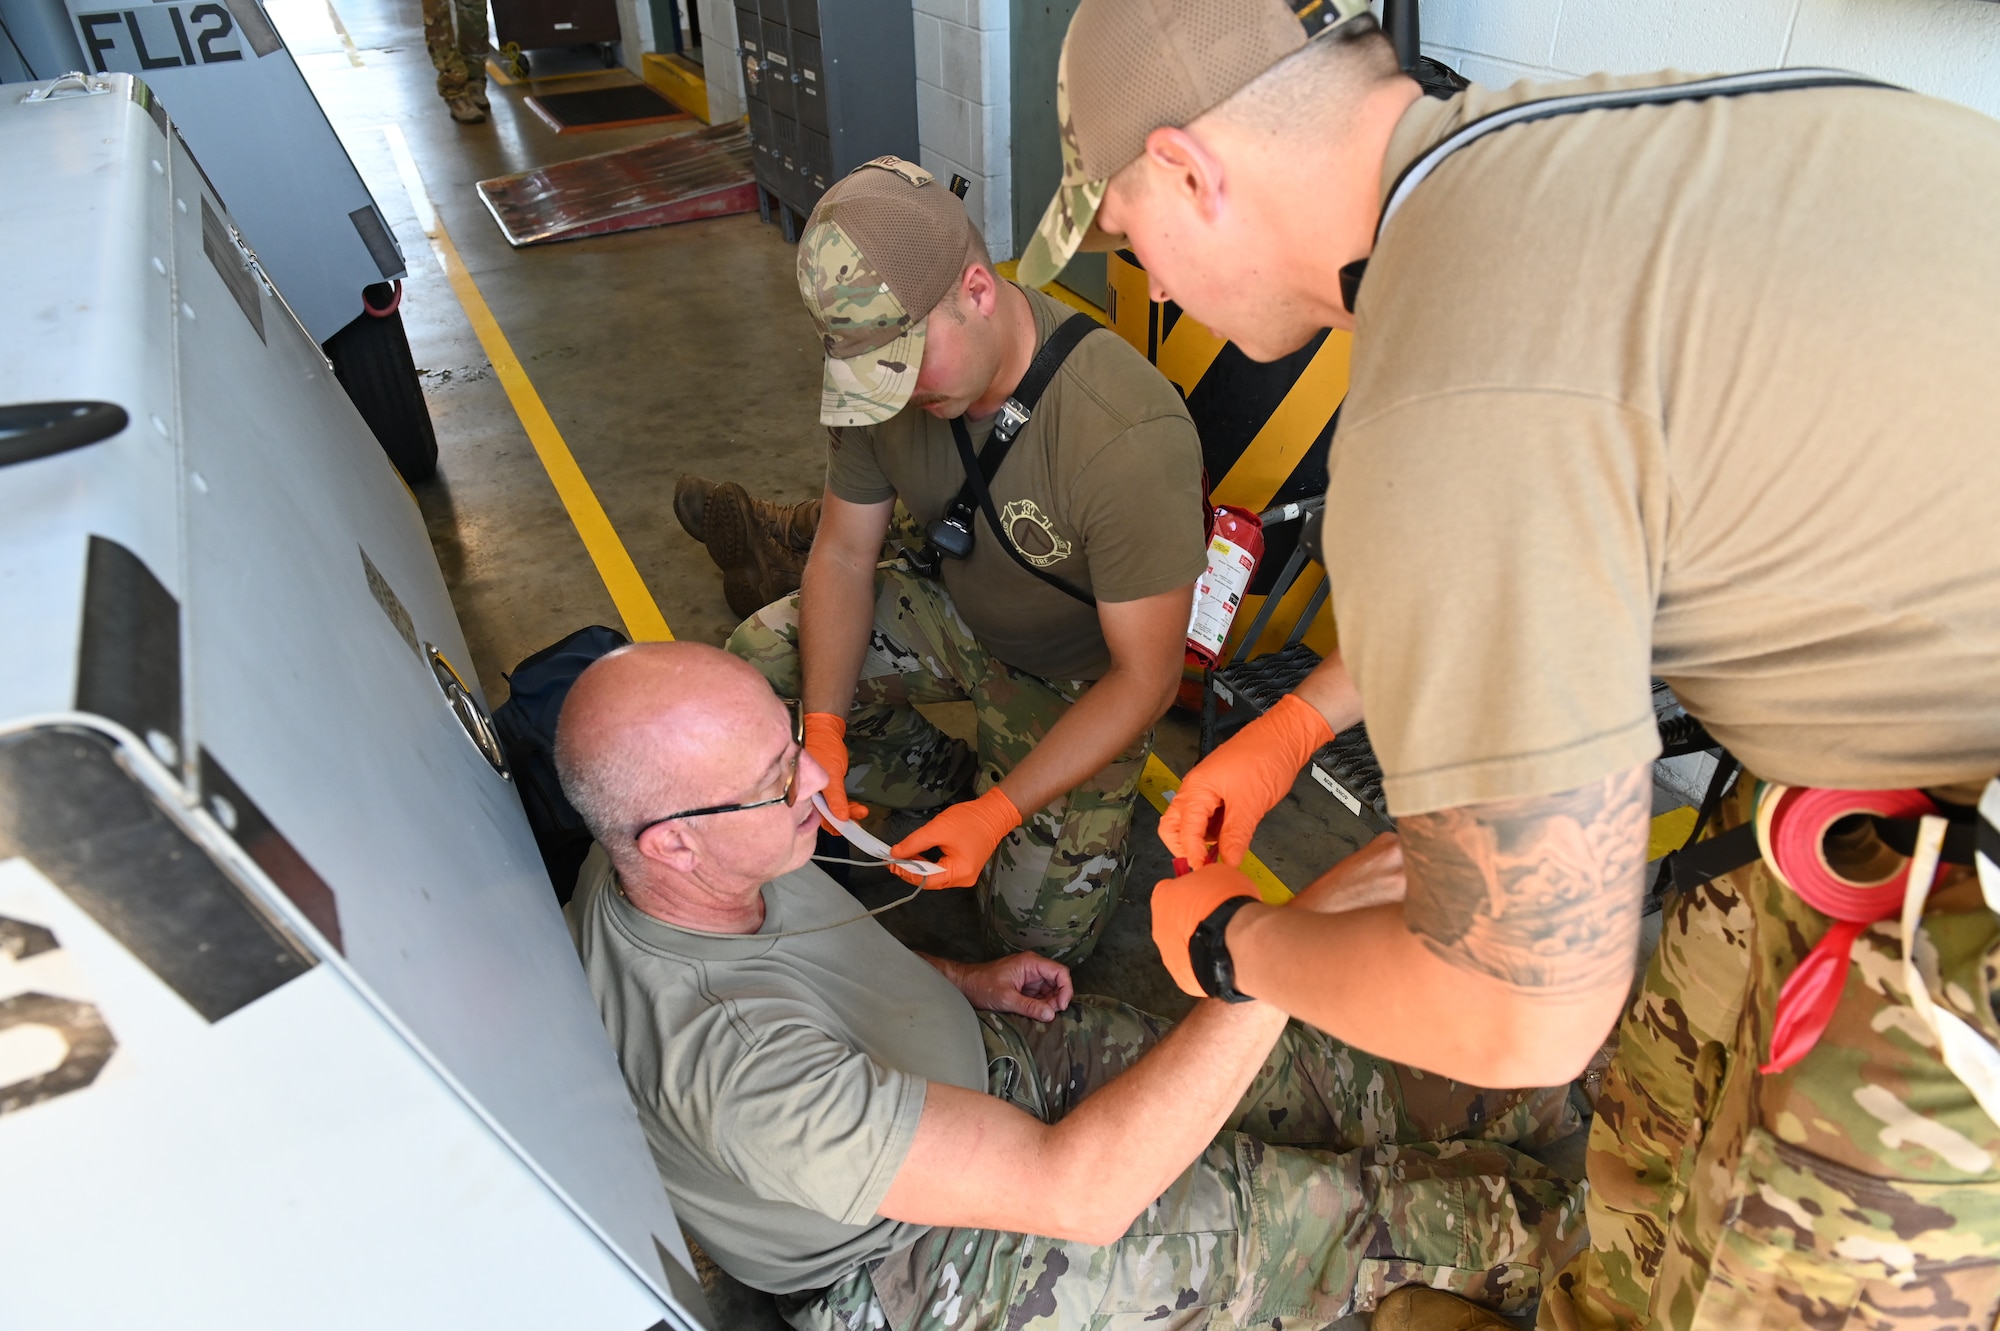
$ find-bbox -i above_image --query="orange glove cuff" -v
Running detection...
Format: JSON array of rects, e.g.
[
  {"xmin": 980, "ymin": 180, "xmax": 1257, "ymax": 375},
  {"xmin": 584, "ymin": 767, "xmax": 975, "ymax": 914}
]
[
  {"xmin": 892, "ymin": 787, "xmax": 1022, "ymax": 889},
  {"xmin": 1260, "ymin": 693, "xmax": 1338, "ymax": 766},
  {"xmin": 1150, "ymin": 864, "xmax": 1260, "ymax": 998},
  {"xmin": 802, "ymin": 711, "xmax": 847, "ymax": 747},
  {"xmin": 802, "ymin": 711, "xmax": 853, "ymax": 819},
  {"xmin": 1159, "ymin": 693, "xmax": 1336, "ymax": 868},
  {"xmin": 964, "ymin": 786, "xmax": 1023, "ymax": 839}
]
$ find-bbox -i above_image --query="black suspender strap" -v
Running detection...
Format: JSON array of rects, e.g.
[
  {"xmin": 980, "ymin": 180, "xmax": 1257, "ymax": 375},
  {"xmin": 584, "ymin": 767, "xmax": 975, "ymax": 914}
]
[
  {"xmin": 1872, "ymin": 813, "xmax": 1982, "ymax": 867},
  {"xmin": 946, "ymin": 313, "xmax": 1102, "ymax": 606},
  {"xmin": 1662, "ymin": 822, "xmax": 1761, "ymax": 896},
  {"xmin": 1650, "ymin": 755, "xmax": 1741, "ymax": 901},
  {"xmin": 1657, "ymin": 787, "xmax": 1983, "ymax": 898},
  {"xmin": 1339, "ymin": 69, "xmax": 1904, "ymax": 311}
]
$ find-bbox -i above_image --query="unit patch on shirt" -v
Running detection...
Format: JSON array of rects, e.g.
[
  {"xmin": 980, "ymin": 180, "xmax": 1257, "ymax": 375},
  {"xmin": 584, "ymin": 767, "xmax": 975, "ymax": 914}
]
[{"xmin": 1001, "ymin": 498, "xmax": 1072, "ymax": 567}]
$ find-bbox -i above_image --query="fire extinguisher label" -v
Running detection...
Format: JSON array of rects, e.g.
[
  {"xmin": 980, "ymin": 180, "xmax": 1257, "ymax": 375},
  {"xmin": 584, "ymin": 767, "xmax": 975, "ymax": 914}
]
[{"xmin": 1186, "ymin": 533, "xmax": 1257, "ymax": 662}]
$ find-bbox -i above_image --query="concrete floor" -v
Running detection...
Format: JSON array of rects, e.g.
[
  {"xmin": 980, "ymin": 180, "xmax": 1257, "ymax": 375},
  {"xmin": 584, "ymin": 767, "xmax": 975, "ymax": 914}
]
[{"xmin": 276, "ymin": 7, "xmax": 1584, "ymax": 1324}]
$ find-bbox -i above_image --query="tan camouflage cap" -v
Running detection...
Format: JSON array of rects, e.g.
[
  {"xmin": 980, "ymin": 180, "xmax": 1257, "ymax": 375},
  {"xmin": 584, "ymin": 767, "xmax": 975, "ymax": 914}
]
[
  {"xmin": 796, "ymin": 157, "xmax": 974, "ymax": 426},
  {"xmin": 1017, "ymin": 0, "xmax": 1373, "ymax": 288}
]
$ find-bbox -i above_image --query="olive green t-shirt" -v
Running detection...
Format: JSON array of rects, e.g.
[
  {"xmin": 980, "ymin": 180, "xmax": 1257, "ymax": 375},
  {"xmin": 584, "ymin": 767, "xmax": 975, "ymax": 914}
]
[
  {"xmin": 566, "ymin": 847, "xmax": 986, "ymax": 1293},
  {"xmin": 1326, "ymin": 72, "xmax": 2000, "ymax": 814},
  {"xmin": 825, "ymin": 284, "xmax": 1207, "ymax": 681}
]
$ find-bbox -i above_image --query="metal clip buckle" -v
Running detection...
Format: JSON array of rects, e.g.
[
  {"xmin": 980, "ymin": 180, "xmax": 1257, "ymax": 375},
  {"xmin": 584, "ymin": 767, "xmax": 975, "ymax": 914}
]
[{"xmin": 993, "ymin": 398, "xmax": 1031, "ymax": 444}]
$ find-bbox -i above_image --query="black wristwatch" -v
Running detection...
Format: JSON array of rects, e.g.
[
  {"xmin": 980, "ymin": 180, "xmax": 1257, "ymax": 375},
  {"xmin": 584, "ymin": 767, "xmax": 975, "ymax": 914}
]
[{"xmin": 1188, "ymin": 895, "xmax": 1258, "ymax": 1003}]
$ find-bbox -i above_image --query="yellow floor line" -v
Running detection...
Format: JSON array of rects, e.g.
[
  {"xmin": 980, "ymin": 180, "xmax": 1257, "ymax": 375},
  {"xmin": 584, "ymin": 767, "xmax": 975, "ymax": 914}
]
[
  {"xmin": 323, "ymin": 0, "xmax": 363, "ymax": 65},
  {"xmin": 1139, "ymin": 756, "xmax": 1293, "ymax": 903},
  {"xmin": 382, "ymin": 124, "xmax": 673, "ymax": 643},
  {"xmin": 1649, "ymin": 806, "xmax": 1699, "ymax": 861}
]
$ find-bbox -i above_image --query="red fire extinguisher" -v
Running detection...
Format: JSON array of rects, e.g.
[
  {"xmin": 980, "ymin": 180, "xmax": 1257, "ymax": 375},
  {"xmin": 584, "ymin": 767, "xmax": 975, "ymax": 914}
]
[{"xmin": 1184, "ymin": 504, "xmax": 1265, "ymax": 669}]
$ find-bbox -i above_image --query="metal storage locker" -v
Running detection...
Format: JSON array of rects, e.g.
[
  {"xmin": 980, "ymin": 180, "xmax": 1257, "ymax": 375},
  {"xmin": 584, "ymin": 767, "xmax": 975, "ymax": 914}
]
[
  {"xmin": 0, "ymin": 73, "xmax": 710, "ymax": 1331},
  {"xmin": 738, "ymin": 0, "xmax": 917, "ymax": 239}
]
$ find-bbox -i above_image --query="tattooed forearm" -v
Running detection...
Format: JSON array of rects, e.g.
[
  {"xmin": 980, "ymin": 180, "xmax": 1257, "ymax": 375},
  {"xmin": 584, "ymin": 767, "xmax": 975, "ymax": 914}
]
[{"xmin": 1398, "ymin": 763, "xmax": 1652, "ymax": 993}]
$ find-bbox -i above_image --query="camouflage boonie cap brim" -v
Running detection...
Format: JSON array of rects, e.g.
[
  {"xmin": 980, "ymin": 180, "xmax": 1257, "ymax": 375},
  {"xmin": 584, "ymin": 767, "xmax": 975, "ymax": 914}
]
[
  {"xmin": 819, "ymin": 321, "xmax": 926, "ymax": 427},
  {"xmin": 1017, "ymin": 44, "xmax": 1106, "ymax": 290},
  {"xmin": 799, "ymin": 216, "xmax": 929, "ymax": 426},
  {"xmin": 1019, "ymin": 0, "xmax": 1375, "ymax": 289}
]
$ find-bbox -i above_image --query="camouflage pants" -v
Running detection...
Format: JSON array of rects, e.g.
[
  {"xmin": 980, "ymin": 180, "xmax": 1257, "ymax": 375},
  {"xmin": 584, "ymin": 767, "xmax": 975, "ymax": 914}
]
[
  {"xmin": 726, "ymin": 565, "xmax": 1149, "ymax": 965},
  {"xmin": 782, "ymin": 996, "xmax": 1588, "ymax": 1331},
  {"xmin": 1541, "ymin": 777, "xmax": 2000, "ymax": 1331},
  {"xmin": 423, "ymin": 0, "xmax": 489, "ymax": 99}
]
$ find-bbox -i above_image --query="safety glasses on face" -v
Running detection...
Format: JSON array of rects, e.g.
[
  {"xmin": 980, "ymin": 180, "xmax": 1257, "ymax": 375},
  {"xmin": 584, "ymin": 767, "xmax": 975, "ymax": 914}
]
[{"xmin": 632, "ymin": 701, "xmax": 805, "ymax": 841}]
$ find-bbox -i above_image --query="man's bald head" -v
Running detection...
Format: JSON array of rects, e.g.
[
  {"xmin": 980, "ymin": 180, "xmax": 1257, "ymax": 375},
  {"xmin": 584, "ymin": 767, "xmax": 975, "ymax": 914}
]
[{"xmin": 554, "ymin": 642, "xmax": 789, "ymax": 869}]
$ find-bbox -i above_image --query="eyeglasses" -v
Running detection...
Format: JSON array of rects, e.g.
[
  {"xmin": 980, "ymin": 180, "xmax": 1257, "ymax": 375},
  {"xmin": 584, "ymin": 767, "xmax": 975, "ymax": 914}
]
[{"xmin": 632, "ymin": 701, "xmax": 805, "ymax": 842}]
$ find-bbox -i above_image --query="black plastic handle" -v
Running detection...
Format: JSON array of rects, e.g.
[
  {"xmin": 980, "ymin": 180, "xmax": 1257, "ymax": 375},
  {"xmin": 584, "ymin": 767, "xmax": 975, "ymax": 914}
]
[{"xmin": 0, "ymin": 401, "xmax": 130, "ymax": 467}]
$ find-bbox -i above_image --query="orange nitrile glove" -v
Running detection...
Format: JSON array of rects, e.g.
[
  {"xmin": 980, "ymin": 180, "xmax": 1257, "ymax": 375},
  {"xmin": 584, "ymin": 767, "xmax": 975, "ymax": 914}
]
[
  {"xmin": 802, "ymin": 712, "xmax": 867, "ymax": 825},
  {"xmin": 1159, "ymin": 693, "xmax": 1334, "ymax": 868},
  {"xmin": 889, "ymin": 787, "xmax": 1022, "ymax": 889},
  {"xmin": 1150, "ymin": 863, "xmax": 1260, "ymax": 998}
]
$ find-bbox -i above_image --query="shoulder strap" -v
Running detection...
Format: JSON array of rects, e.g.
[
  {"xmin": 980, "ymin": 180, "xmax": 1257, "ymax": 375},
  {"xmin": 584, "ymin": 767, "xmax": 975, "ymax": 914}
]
[
  {"xmin": 1340, "ymin": 69, "xmax": 1904, "ymax": 310},
  {"xmin": 948, "ymin": 313, "xmax": 1103, "ymax": 606},
  {"xmin": 987, "ymin": 313, "xmax": 1101, "ymax": 450}
]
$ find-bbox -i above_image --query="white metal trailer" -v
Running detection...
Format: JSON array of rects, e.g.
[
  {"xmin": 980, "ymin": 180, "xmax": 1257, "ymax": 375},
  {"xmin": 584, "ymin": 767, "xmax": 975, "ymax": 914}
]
[{"xmin": 0, "ymin": 72, "xmax": 710, "ymax": 1330}]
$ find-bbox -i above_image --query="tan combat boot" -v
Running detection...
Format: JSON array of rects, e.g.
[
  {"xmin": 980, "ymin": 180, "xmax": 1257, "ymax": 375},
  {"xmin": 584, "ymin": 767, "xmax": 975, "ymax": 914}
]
[
  {"xmin": 762, "ymin": 492, "xmax": 823, "ymax": 554},
  {"xmin": 674, "ymin": 476, "xmax": 823, "ymax": 619},
  {"xmin": 446, "ymin": 95, "xmax": 486, "ymax": 124},
  {"xmin": 673, "ymin": 475, "xmax": 821, "ymax": 551},
  {"xmin": 1372, "ymin": 1287, "xmax": 1516, "ymax": 1330},
  {"xmin": 671, "ymin": 474, "xmax": 715, "ymax": 544},
  {"xmin": 701, "ymin": 482, "xmax": 824, "ymax": 619}
]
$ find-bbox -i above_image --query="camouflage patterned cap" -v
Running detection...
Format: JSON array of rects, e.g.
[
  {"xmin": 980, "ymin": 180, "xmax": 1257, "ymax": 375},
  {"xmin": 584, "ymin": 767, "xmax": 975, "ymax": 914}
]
[
  {"xmin": 796, "ymin": 157, "xmax": 973, "ymax": 426},
  {"xmin": 1018, "ymin": 0, "xmax": 1374, "ymax": 288}
]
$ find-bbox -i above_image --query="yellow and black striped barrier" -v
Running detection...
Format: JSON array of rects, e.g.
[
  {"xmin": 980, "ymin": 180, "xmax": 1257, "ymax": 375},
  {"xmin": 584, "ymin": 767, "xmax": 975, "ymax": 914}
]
[
  {"xmin": 1104, "ymin": 250, "xmax": 1345, "ymax": 662},
  {"xmin": 1000, "ymin": 251, "xmax": 1346, "ymax": 664}
]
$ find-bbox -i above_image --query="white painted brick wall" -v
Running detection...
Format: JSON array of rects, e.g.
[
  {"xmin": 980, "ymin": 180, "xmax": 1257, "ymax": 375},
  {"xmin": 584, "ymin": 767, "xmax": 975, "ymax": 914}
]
[
  {"xmin": 913, "ymin": 0, "xmax": 1013, "ymax": 257},
  {"xmin": 696, "ymin": 0, "xmax": 746, "ymax": 124},
  {"xmin": 1418, "ymin": 0, "xmax": 2000, "ymax": 119},
  {"xmin": 615, "ymin": 0, "xmax": 652, "ymax": 75}
]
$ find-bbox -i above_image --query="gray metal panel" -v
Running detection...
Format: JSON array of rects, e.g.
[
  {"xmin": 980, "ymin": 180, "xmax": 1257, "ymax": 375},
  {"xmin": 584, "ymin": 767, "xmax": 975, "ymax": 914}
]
[
  {"xmin": 817, "ymin": 0, "xmax": 914, "ymax": 177},
  {"xmin": 0, "ymin": 78, "xmax": 706, "ymax": 1327},
  {"xmin": 48, "ymin": 0, "xmax": 402, "ymax": 343}
]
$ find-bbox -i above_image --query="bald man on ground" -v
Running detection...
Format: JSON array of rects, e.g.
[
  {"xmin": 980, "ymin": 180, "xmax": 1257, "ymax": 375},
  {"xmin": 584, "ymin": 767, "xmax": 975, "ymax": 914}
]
[{"xmin": 555, "ymin": 641, "xmax": 1585, "ymax": 1329}]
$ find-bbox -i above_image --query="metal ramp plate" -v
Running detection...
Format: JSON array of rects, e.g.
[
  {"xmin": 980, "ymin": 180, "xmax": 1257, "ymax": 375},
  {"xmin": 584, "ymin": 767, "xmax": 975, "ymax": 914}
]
[{"xmin": 477, "ymin": 123, "xmax": 756, "ymax": 246}]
